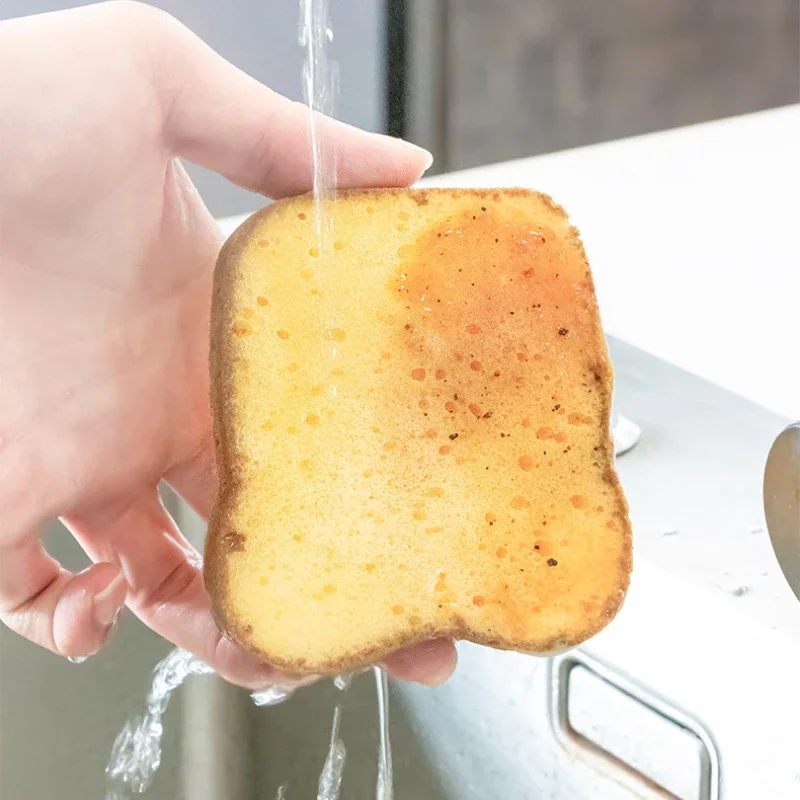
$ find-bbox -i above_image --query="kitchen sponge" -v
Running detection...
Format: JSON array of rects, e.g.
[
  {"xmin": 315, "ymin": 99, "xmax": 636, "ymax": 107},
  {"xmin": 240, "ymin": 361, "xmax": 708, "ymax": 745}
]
[{"xmin": 205, "ymin": 188, "xmax": 631, "ymax": 674}]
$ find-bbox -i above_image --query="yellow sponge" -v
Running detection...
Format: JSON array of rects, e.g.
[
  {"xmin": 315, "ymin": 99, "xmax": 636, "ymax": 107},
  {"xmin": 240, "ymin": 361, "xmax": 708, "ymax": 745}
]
[{"xmin": 205, "ymin": 188, "xmax": 632, "ymax": 675}]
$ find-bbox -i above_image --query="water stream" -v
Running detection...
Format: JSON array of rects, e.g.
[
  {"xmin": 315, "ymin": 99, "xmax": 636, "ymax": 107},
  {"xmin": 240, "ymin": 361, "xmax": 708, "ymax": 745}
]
[
  {"xmin": 374, "ymin": 667, "xmax": 394, "ymax": 800},
  {"xmin": 298, "ymin": 0, "xmax": 338, "ymax": 247},
  {"xmin": 316, "ymin": 705, "xmax": 347, "ymax": 800},
  {"xmin": 104, "ymin": 649, "xmax": 215, "ymax": 797}
]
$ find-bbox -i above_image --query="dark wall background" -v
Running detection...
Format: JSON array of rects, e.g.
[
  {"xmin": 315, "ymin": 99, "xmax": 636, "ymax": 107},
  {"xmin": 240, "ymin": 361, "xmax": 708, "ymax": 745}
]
[{"xmin": 398, "ymin": 0, "xmax": 800, "ymax": 171}]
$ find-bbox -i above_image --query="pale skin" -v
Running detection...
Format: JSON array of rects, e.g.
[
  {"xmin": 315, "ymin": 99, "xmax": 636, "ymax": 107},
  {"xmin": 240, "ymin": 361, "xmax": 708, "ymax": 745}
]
[{"xmin": 0, "ymin": 1, "xmax": 456, "ymax": 689}]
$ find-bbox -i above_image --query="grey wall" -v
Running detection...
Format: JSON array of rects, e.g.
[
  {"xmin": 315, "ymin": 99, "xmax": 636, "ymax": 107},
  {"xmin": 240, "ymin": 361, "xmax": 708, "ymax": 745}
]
[
  {"xmin": 429, "ymin": 0, "xmax": 800, "ymax": 171},
  {"xmin": 2, "ymin": 0, "xmax": 387, "ymax": 218}
]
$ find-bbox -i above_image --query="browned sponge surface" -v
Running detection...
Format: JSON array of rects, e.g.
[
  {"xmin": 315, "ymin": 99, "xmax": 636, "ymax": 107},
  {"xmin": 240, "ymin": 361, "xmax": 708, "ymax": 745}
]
[{"xmin": 205, "ymin": 188, "xmax": 632, "ymax": 675}]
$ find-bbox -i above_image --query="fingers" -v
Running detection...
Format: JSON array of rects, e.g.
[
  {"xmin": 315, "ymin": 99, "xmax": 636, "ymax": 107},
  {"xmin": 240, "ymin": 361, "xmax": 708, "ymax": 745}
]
[
  {"xmin": 0, "ymin": 535, "xmax": 127, "ymax": 659},
  {"xmin": 384, "ymin": 638, "xmax": 458, "ymax": 687},
  {"xmin": 64, "ymin": 492, "xmax": 281, "ymax": 689},
  {"xmin": 152, "ymin": 16, "xmax": 432, "ymax": 198}
]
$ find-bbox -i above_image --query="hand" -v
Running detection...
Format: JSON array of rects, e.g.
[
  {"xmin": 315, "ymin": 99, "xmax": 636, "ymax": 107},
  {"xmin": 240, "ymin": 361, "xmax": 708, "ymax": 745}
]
[{"xmin": 0, "ymin": 1, "xmax": 455, "ymax": 688}]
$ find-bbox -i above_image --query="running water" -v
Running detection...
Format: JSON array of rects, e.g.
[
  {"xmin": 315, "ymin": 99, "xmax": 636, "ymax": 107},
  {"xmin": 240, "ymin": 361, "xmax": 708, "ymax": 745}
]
[
  {"xmin": 298, "ymin": 0, "xmax": 339, "ymax": 246},
  {"xmin": 104, "ymin": 649, "xmax": 214, "ymax": 797},
  {"xmin": 317, "ymin": 705, "xmax": 347, "ymax": 800},
  {"xmin": 374, "ymin": 667, "xmax": 394, "ymax": 800},
  {"xmin": 104, "ymin": 648, "xmax": 294, "ymax": 797}
]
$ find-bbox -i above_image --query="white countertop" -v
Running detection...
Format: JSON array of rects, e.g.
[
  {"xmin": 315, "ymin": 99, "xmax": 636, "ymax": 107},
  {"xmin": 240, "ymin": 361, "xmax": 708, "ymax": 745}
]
[{"xmin": 219, "ymin": 105, "xmax": 800, "ymax": 421}]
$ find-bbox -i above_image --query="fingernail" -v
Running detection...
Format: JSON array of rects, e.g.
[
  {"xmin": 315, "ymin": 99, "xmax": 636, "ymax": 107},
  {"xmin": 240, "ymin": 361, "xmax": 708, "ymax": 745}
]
[
  {"xmin": 418, "ymin": 148, "xmax": 434, "ymax": 173},
  {"xmin": 393, "ymin": 136, "xmax": 433, "ymax": 173},
  {"xmin": 407, "ymin": 144, "xmax": 434, "ymax": 175},
  {"xmin": 418, "ymin": 659, "xmax": 456, "ymax": 688},
  {"xmin": 93, "ymin": 571, "xmax": 128, "ymax": 629}
]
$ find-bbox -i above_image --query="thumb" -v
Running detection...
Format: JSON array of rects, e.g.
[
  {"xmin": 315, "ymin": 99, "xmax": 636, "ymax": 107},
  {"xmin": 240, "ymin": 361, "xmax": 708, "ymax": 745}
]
[{"xmin": 153, "ymin": 16, "xmax": 432, "ymax": 198}]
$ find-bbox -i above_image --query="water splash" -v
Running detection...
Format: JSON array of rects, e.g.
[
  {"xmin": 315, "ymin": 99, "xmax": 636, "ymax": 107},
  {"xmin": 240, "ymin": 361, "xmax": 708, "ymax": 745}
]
[
  {"xmin": 252, "ymin": 685, "xmax": 294, "ymax": 707},
  {"xmin": 333, "ymin": 672, "xmax": 354, "ymax": 691},
  {"xmin": 106, "ymin": 647, "xmax": 303, "ymax": 796},
  {"xmin": 374, "ymin": 667, "xmax": 394, "ymax": 800},
  {"xmin": 105, "ymin": 648, "xmax": 214, "ymax": 797},
  {"xmin": 317, "ymin": 705, "xmax": 346, "ymax": 800},
  {"xmin": 298, "ymin": 0, "xmax": 339, "ymax": 246},
  {"xmin": 105, "ymin": 647, "xmax": 358, "ymax": 797}
]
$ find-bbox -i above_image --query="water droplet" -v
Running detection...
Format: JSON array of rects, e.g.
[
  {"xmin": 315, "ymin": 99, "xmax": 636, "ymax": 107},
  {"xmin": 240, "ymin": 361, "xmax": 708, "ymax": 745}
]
[
  {"xmin": 68, "ymin": 655, "xmax": 89, "ymax": 664},
  {"xmin": 327, "ymin": 328, "xmax": 347, "ymax": 342},
  {"xmin": 333, "ymin": 673, "xmax": 353, "ymax": 691},
  {"xmin": 730, "ymin": 585, "xmax": 751, "ymax": 598},
  {"xmin": 326, "ymin": 26, "xmax": 334, "ymax": 42}
]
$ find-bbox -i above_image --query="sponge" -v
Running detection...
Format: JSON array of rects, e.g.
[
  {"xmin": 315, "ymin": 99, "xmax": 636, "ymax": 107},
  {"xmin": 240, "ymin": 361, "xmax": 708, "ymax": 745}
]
[{"xmin": 205, "ymin": 188, "xmax": 632, "ymax": 675}]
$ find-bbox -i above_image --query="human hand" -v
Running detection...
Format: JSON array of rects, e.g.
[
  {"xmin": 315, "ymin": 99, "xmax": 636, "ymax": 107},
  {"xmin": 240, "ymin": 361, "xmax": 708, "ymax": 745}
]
[{"xmin": 0, "ymin": 1, "xmax": 455, "ymax": 688}]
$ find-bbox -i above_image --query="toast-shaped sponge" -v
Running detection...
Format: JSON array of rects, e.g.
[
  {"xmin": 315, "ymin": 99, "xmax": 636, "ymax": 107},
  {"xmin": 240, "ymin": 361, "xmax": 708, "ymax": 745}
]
[{"xmin": 206, "ymin": 188, "xmax": 631, "ymax": 675}]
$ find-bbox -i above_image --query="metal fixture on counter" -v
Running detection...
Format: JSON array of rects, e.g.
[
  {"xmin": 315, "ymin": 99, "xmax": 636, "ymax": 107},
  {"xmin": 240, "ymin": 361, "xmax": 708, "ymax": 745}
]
[
  {"xmin": 764, "ymin": 422, "xmax": 800, "ymax": 600},
  {"xmin": 612, "ymin": 412, "xmax": 641, "ymax": 458}
]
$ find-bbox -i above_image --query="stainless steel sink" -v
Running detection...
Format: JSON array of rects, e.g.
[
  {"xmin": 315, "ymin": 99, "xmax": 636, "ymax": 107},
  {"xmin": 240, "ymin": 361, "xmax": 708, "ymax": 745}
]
[{"xmin": 3, "ymin": 337, "xmax": 798, "ymax": 798}]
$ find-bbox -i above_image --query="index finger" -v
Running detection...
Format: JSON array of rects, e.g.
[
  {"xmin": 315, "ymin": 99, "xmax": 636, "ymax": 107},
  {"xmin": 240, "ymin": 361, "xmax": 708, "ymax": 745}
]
[{"xmin": 153, "ymin": 13, "xmax": 432, "ymax": 198}]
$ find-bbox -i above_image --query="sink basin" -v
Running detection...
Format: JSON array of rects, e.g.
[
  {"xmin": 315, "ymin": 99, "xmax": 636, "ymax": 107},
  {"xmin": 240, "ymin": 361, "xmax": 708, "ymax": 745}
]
[{"xmin": 3, "ymin": 339, "xmax": 799, "ymax": 799}]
